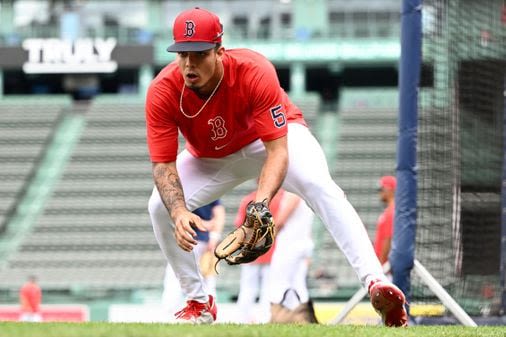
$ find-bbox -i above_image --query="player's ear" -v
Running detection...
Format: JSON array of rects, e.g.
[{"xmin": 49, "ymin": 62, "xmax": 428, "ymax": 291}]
[{"xmin": 215, "ymin": 45, "xmax": 225, "ymax": 59}]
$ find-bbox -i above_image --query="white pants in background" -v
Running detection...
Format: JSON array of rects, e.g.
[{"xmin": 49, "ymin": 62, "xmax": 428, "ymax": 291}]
[
  {"xmin": 269, "ymin": 200, "xmax": 315, "ymax": 309},
  {"xmin": 236, "ymin": 263, "xmax": 271, "ymax": 323},
  {"xmin": 19, "ymin": 312, "xmax": 42, "ymax": 322}
]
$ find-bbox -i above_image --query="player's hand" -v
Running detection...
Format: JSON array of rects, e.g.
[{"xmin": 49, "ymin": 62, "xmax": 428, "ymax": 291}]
[
  {"xmin": 214, "ymin": 200, "xmax": 275, "ymax": 265},
  {"xmin": 172, "ymin": 209, "xmax": 206, "ymax": 252}
]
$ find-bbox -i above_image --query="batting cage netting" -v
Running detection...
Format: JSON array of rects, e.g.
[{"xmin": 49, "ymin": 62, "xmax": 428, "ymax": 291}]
[{"xmin": 414, "ymin": 0, "xmax": 505, "ymax": 318}]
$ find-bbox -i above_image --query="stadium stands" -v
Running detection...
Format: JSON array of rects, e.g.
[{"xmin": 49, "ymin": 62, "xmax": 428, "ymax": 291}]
[
  {"xmin": 0, "ymin": 96, "xmax": 70, "ymax": 236},
  {"xmin": 0, "ymin": 98, "xmax": 163, "ymax": 290},
  {"xmin": 336, "ymin": 108, "xmax": 397, "ymax": 223}
]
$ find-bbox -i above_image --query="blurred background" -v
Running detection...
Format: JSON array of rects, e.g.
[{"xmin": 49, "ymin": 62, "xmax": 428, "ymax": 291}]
[{"xmin": 0, "ymin": 0, "xmax": 504, "ymax": 325}]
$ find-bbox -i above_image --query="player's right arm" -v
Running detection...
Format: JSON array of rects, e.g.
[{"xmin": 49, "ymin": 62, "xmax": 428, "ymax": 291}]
[
  {"xmin": 146, "ymin": 78, "xmax": 206, "ymax": 252},
  {"xmin": 255, "ymin": 136, "xmax": 288, "ymax": 204},
  {"xmin": 152, "ymin": 162, "xmax": 206, "ymax": 252}
]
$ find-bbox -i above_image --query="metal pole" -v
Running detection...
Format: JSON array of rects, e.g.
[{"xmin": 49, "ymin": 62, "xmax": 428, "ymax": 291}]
[{"xmin": 501, "ymin": 73, "xmax": 506, "ymax": 315}]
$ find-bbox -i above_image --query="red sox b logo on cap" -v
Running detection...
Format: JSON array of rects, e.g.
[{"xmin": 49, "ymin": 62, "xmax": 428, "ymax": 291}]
[
  {"xmin": 167, "ymin": 7, "xmax": 223, "ymax": 52},
  {"xmin": 183, "ymin": 20, "xmax": 196, "ymax": 38}
]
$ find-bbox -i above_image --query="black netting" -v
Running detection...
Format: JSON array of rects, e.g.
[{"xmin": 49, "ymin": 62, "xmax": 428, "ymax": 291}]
[{"xmin": 416, "ymin": 0, "xmax": 505, "ymax": 316}]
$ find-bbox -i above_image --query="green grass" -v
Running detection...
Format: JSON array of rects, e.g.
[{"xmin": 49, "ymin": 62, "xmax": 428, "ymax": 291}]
[{"xmin": 0, "ymin": 323, "xmax": 505, "ymax": 337}]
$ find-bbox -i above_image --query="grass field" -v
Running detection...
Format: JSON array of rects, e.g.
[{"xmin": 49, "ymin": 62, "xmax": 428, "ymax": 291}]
[{"xmin": 0, "ymin": 322, "xmax": 505, "ymax": 337}]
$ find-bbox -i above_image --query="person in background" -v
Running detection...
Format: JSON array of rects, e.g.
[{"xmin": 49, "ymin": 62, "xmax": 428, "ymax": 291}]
[
  {"xmin": 19, "ymin": 275, "xmax": 42, "ymax": 322},
  {"xmin": 268, "ymin": 191, "xmax": 316, "ymax": 323},
  {"xmin": 374, "ymin": 175, "xmax": 397, "ymax": 266},
  {"xmin": 162, "ymin": 200, "xmax": 225, "ymax": 320}
]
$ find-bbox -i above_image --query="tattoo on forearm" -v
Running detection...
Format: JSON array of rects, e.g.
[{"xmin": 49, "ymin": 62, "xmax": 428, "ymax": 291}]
[{"xmin": 153, "ymin": 165, "xmax": 186, "ymax": 215}]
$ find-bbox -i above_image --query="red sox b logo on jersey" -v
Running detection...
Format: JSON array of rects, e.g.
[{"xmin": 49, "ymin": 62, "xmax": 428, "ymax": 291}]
[
  {"xmin": 184, "ymin": 21, "xmax": 196, "ymax": 38},
  {"xmin": 208, "ymin": 116, "xmax": 228, "ymax": 140}
]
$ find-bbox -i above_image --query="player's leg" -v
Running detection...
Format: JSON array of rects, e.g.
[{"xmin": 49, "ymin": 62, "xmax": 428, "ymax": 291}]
[
  {"xmin": 289, "ymin": 202, "xmax": 314, "ymax": 307},
  {"xmin": 282, "ymin": 123, "xmax": 384, "ymax": 284},
  {"xmin": 161, "ymin": 262, "xmax": 184, "ymax": 319},
  {"xmin": 236, "ymin": 264, "xmax": 262, "ymax": 323},
  {"xmin": 150, "ymin": 188, "xmax": 217, "ymax": 324},
  {"xmin": 282, "ymin": 123, "xmax": 407, "ymax": 326},
  {"xmin": 258, "ymin": 264, "xmax": 272, "ymax": 323},
  {"xmin": 269, "ymin": 199, "xmax": 314, "ymax": 305},
  {"xmin": 269, "ymin": 247, "xmax": 305, "ymax": 307},
  {"xmin": 204, "ymin": 274, "xmax": 217, "ymax": 298},
  {"xmin": 291, "ymin": 258, "xmax": 310, "ymax": 307},
  {"xmin": 149, "ymin": 188, "xmax": 208, "ymax": 303},
  {"xmin": 148, "ymin": 148, "xmax": 262, "ymax": 322},
  {"xmin": 194, "ymin": 241, "xmax": 217, "ymax": 297}
]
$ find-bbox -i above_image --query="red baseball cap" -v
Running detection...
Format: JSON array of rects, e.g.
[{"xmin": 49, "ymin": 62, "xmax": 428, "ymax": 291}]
[
  {"xmin": 167, "ymin": 7, "xmax": 223, "ymax": 52},
  {"xmin": 378, "ymin": 175, "xmax": 397, "ymax": 191}
]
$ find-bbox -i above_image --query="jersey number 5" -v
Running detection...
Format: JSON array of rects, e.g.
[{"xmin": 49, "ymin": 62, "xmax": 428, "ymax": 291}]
[{"xmin": 270, "ymin": 105, "xmax": 286, "ymax": 128}]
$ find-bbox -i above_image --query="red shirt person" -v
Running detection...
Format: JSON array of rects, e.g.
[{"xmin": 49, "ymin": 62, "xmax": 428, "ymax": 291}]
[
  {"xmin": 19, "ymin": 275, "xmax": 42, "ymax": 322},
  {"xmin": 373, "ymin": 176, "xmax": 397, "ymax": 265}
]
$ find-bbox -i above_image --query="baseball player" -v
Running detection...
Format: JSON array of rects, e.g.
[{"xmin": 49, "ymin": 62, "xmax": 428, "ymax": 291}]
[
  {"xmin": 19, "ymin": 275, "xmax": 42, "ymax": 322},
  {"xmin": 145, "ymin": 7, "xmax": 407, "ymax": 325}
]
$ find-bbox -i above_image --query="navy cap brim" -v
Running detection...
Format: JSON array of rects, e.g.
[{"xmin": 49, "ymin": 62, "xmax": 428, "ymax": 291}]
[{"xmin": 167, "ymin": 41, "xmax": 216, "ymax": 52}]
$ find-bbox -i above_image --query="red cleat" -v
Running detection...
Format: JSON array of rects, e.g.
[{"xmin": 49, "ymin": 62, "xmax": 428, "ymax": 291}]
[
  {"xmin": 174, "ymin": 295, "xmax": 217, "ymax": 324},
  {"xmin": 368, "ymin": 280, "xmax": 408, "ymax": 327}
]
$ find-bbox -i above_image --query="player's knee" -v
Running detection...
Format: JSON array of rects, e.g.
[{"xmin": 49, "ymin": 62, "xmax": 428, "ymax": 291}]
[
  {"xmin": 305, "ymin": 178, "xmax": 342, "ymax": 198},
  {"xmin": 297, "ymin": 179, "xmax": 345, "ymax": 210}
]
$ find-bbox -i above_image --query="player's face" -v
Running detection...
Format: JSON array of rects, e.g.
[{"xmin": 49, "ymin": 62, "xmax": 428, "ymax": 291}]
[
  {"xmin": 176, "ymin": 47, "xmax": 224, "ymax": 94},
  {"xmin": 378, "ymin": 188, "xmax": 394, "ymax": 204},
  {"xmin": 379, "ymin": 189, "xmax": 387, "ymax": 203}
]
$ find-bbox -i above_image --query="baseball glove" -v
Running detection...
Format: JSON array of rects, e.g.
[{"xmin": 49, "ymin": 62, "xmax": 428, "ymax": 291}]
[{"xmin": 214, "ymin": 200, "xmax": 275, "ymax": 266}]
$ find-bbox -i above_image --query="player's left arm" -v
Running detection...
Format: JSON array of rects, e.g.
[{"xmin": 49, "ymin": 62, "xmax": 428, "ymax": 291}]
[{"xmin": 255, "ymin": 135, "xmax": 288, "ymax": 204}]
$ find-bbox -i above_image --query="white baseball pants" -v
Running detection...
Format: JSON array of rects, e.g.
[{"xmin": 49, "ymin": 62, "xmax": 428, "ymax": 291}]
[
  {"xmin": 148, "ymin": 123, "xmax": 385, "ymax": 303},
  {"xmin": 268, "ymin": 199, "xmax": 314, "ymax": 308},
  {"xmin": 236, "ymin": 263, "xmax": 271, "ymax": 323},
  {"xmin": 161, "ymin": 241, "xmax": 216, "ymax": 318}
]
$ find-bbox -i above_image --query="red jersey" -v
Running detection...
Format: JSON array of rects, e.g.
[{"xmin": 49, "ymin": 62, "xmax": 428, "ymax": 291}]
[
  {"xmin": 374, "ymin": 202, "xmax": 394, "ymax": 259},
  {"xmin": 19, "ymin": 282, "xmax": 42, "ymax": 313},
  {"xmin": 234, "ymin": 190, "xmax": 285, "ymax": 264},
  {"xmin": 146, "ymin": 48, "xmax": 306, "ymax": 162}
]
